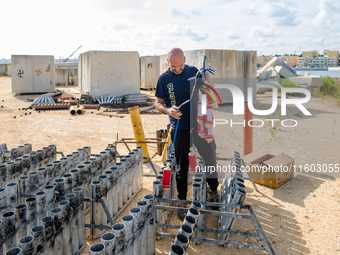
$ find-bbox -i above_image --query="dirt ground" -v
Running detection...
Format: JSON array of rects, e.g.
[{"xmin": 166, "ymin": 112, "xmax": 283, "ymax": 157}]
[{"xmin": 0, "ymin": 76, "xmax": 339, "ymax": 254}]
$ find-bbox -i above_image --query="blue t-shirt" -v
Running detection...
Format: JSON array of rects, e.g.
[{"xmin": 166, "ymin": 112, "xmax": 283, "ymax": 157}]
[{"xmin": 155, "ymin": 65, "xmax": 198, "ymax": 130}]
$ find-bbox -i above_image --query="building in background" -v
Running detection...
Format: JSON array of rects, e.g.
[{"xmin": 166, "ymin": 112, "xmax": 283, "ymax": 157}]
[
  {"xmin": 298, "ymin": 50, "xmax": 339, "ymax": 67},
  {"xmin": 257, "ymin": 56, "xmax": 274, "ymax": 68},
  {"xmin": 323, "ymin": 50, "xmax": 339, "ymax": 67},
  {"xmin": 257, "ymin": 55, "xmax": 299, "ymax": 68},
  {"xmin": 279, "ymin": 56, "xmax": 299, "ymax": 67}
]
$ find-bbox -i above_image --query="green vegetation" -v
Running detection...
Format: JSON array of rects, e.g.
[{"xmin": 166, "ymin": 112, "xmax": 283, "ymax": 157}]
[
  {"xmin": 267, "ymin": 109, "xmax": 281, "ymax": 138},
  {"xmin": 320, "ymin": 76, "xmax": 340, "ymax": 96},
  {"xmin": 0, "ymin": 71, "xmax": 8, "ymax": 77},
  {"xmin": 314, "ymin": 76, "xmax": 340, "ymax": 106},
  {"xmin": 276, "ymin": 79, "xmax": 299, "ymax": 96},
  {"xmin": 69, "ymin": 74, "xmax": 74, "ymax": 85}
]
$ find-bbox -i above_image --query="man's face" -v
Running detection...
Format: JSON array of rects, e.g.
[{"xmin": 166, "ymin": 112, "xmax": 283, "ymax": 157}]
[{"xmin": 168, "ymin": 56, "xmax": 185, "ymax": 75}]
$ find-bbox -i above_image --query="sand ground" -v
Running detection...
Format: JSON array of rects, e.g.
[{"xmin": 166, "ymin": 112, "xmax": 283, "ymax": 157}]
[{"xmin": 0, "ymin": 77, "xmax": 339, "ymax": 254}]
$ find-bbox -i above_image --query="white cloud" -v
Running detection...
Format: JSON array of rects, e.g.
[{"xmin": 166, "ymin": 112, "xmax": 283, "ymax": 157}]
[
  {"xmin": 237, "ymin": 2, "xmax": 299, "ymax": 26},
  {"xmin": 236, "ymin": 3, "xmax": 257, "ymax": 15},
  {"xmin": 313, "ymin": 0, "xmax": 339, "ymax": 28},
  {"xmin": 248, "ymin": 26, "xmax": 280, "ymax": 38},
  {"xmin": 113, "ymin": 23, "xmax": 131, "ymax": 30},
  {"xmin": 262, "ymin": 3, "xmax": 299, "ymax": 26},
  {"xmin": 0, "ymin": 0, "xmax": 339, "ymax": 59},
  {"xmin": 225, "ymin": 30, "xmax": 240, "ymax": 39},
  {"xmin": 170, "ymin": 8, "xmax": 201, "ymax": 19},
  {"xmin": 166, "ymin": 25, "xmax": 208, "ymax": 41}
]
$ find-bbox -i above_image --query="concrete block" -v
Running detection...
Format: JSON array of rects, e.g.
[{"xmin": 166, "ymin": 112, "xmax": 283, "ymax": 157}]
[
  {"xmin": 289, "ymin": 76, "xmax": 323, "ymax": 87},
  {"xmin": 159, "ymin": 54, "xmax": 169, "ymax": 74},
  {"xmin": 73, "ymin": 68, "xmax": 78, "ymax": 86},
  {"xmin": 0, "ymin": 64, "xmax": 6, "ymax": 75},
  {"xmin": 140, "ymin": 56, "xmax": 160, "ymax": 89},
  {"xmin": 159, "ymin": 49, "xmax": 257, "ymax": 104},
  {"xmin": 79, "ymin": 51, "xmax": 140, "ymax": 97},
  {"xmin": 275, "ymin": 66, "xmax": 297, "ymax": 79},
  {"xmin": 8, "ymin": 64, "xmax": 12, "ymax": 77},
  {"xmin": 257, "ymin": 79, "xmax": 281, "ymax": 93},
  {"xmin": 260, "ymin": 57, "xmax": 297, "ymax": 76},
  {"xmin": 11, "ymin": 55, "xmax": 55, "ymax": 93},
  {"xmin": 55, "ymin": 62, "xmax": 78, "ymax": 76},
  {"xmin": 55, "ymin": 68, "xmax": 69, "ymax": 86}
]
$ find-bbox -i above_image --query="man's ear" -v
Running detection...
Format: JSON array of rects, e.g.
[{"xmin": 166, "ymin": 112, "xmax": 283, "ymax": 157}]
[
  {"xmin": 167, "ymin": 58, "xmax": 169, "ymax": 66},
  {"xmin": 184, "ymin": 56, "xmax": 186, "ymax": 63}
]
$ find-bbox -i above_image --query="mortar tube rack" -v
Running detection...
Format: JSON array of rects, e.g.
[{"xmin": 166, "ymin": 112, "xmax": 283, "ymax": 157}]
[
  {"xmin": 153, "ymin": 151, "xmax": 275, "ymax": 254},
  {"xmin": 153, "ymin": 198, "xmax": 275, "ymax": 255},
  {"xmin": 0, "ymin": 146, "xmax": 93, "ymax": 216},
  {"xmin": 0, "ymin": 145, "xmax": 57, "ymax": 187},
  {"xmin": 85, "ymin": 146, "xmax": 144, "ymax": 239},
  {"xmin": 90, "ymin": 194, "xmax": 155, "ymax": 255},
  {"xmin": 0, "ymin": 188, "xmax": 86, "ymax": 255},
  {"xmin": 152, "ymin": 155, "xmax": 177, "ymax": 240},
  {"xmin": 227, "ymin": 152, "xmax": 259, "ymax": 192}
]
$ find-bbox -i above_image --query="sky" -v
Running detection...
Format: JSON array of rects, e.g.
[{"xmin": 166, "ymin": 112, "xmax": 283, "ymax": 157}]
[{"xmin": 1, "ymin": 0, "xmax": 339, "ymax": 60}]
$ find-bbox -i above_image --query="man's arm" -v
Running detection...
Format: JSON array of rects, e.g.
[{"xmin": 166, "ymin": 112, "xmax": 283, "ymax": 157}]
[{"xmin": 155, "ymin": 97, "xmax": 182, "ymax": 119}]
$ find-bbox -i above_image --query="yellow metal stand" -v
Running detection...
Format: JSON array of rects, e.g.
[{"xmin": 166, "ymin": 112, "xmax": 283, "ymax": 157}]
[{"xmin": 128, "ymin": 106, "xmax": 150, "ymax": 163}]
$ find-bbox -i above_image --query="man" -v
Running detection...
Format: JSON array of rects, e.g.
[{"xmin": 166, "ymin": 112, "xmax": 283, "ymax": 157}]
[{"xmin": 155, "ymin": 48, "xmax": 219, "ymax": 220}]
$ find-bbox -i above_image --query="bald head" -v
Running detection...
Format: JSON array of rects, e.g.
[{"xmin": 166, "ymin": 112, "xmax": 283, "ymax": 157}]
[
  {"xmin": 168, "ymin": 48, "xmax": 184, "ymax": 59},
  {"xmin": 167, "ymin": 47, "xmax": 185, "ymax": 74}
]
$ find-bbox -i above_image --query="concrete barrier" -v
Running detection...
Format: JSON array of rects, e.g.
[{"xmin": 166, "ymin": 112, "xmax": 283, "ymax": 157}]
[
  {"xmin": 79, "ymin": 51, "xmax": 140, "ymax": 97},
  {"xmin": 11, "ymin": 55, "xmax": 55, "ymax": 94},
  {"xmin": 140, "ymin": 56, "xmax": 160, "ymax": 89},
  {"xmin": 55, "ymin": 68, "xmax": 69, "ymax": 86}
]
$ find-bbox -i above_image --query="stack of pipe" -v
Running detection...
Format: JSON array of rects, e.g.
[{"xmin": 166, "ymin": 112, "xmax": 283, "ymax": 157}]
[
  {"xmin": 96, "ymin": 95, "xmax": 117, "ymax": 105},
  {"xmin": 155, "ymin": 129, "xmax": 170, "ymax": 155},
  {"xmin": 123, "ymin": 94, "xmax": 147, "ymax": 104},
  {"xmin": 29, "ymin": 95, "xmax": 56, "ymax": 108},
  {"xmin": 34, "ymin": 103, "xmax": 71, "ymax": 110}
]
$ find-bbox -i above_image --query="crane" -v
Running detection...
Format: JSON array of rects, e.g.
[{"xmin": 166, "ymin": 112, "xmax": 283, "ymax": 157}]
[{"xmin": 60, "ymin": 45, "xmax": 82, "ymax": 62}]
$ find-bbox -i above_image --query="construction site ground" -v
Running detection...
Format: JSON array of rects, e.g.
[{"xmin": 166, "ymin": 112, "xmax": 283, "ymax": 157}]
[{"xmin": 0, "ymin": 77, "xmax": 339, "ymax": 255}]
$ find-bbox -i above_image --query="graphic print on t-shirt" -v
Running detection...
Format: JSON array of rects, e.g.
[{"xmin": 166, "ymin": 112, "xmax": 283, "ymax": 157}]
[{"xmin": 167, "ymin": 83, "xmax": 176, "ymax": 106}]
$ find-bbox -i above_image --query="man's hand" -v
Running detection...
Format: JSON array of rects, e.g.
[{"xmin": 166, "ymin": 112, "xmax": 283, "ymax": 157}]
[
  {"xmin": 168, "ymin": 106, "xmax": 182, "ymax": 119},
  {"xmin": 155, "ymin": 97, "xmax": 182, "ymax": 119}
]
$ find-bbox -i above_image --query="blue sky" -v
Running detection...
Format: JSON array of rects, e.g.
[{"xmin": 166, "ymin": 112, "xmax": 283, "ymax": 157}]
[{"xmin": 1, "ymin": 0, "xmax": 339, "ymax": 59}]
